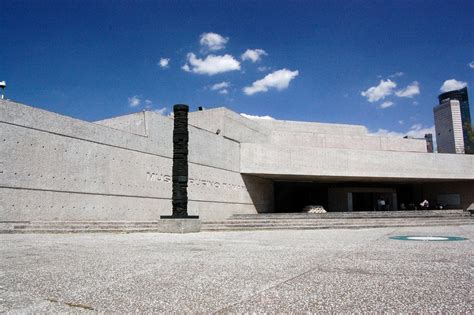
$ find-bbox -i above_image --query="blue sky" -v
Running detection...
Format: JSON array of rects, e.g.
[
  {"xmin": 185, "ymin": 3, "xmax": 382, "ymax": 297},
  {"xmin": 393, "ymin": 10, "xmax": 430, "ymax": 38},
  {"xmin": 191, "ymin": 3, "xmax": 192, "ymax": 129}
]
[{"xmin": 1, "ymin": 0, "xmax": 473, "ymax": 137}]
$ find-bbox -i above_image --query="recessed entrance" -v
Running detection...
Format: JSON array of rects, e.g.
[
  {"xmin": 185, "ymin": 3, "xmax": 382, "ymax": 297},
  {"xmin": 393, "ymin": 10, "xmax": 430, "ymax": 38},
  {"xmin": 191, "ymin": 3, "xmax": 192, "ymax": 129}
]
[
  {"xmin": 274, "ymin": 182, "xmax": 328, "ymax": 213},
  {"xmin": 273, "ymin": 181, "xmax": 421, "ymax": 213}
]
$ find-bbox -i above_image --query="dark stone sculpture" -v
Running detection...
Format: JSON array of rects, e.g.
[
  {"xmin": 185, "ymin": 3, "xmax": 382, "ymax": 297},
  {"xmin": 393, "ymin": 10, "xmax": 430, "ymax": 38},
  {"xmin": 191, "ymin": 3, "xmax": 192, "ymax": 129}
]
[{"xmin": 161, "ymin": 104, "xmax": 198, "ymax": 219}]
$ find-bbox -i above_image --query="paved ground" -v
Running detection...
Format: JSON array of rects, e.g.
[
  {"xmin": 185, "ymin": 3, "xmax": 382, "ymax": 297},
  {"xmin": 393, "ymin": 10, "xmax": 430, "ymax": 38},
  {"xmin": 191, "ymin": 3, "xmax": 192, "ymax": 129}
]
[{"xmin": 0, "ymin": 225, "xmax": 472, "ymax": 313}]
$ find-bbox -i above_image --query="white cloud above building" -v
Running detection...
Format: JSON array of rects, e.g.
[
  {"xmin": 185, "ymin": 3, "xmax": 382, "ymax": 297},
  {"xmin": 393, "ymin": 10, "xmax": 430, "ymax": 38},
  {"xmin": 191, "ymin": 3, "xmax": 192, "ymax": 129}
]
[
  {"xmin": 243, "ymin": 68, "xmax": 299, "ymax": 95},
  {"xmin": 210, "ymin": 81, "xmax": 230, "ymax": 95},
  {"xmin": 128, "ymin": 95, "xmax": 141, "ymax": 107},
  {"xmin": 158, "ymin": 58, "xmax": 170, "ymax": 68},
  {"xmin": 240, "ymin": 113, "xmax": 275, "ymax": 120},
  {"xmin": 199, "ymin": 32, "xmax": 229, "ymax": 51},
  {"xmin": 371, "ymin": 124, "xmax": 435, "ymax": 139},
  {"xmin": 379, "ymin": 101, "xmax": 394, "ymax": 109},
  {"xmin": 395, "ymin": 81, "xmax": 420, "ymax": 98},
  {"xmin": 361, "ymin": 79, "xmax": 397, "ymax": 102},
  {"xmin": 440, "ymin": 79, "xmax": 467, "ymax": 92},
  {"xmin": 389, "ymin": 71, "xmax": 404, "ymax": 78},
  {"xmin": 154, "ymin": 107, "xmax": 167, "ymax": 115},
  {"xmin": 241, "ymin": 49, "xmax": 268, "ymax": 62},
  {"xmin": 469, "ymin": 61, "xmax": 474, "ymax": 69},
  {"xmin": 210, "ymin": 81, "xmax": 230, "ymax": 90},
  {"xmin": 182, "ymin": 53, "xmax": 240, "ymax": 75},
  {"xmin": 257, "ymin": 66, "xmax": 271, "ymax": 72}
]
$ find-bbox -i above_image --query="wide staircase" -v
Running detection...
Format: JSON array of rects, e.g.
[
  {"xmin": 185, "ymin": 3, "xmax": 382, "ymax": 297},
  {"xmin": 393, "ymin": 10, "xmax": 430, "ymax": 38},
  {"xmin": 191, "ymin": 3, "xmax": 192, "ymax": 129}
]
[
  {"xmin": 1, "ymin": 210, "xmax": 472, "ymax": 233},
  {"xmin": 201, "ymin": 210, "xmax": 474, "ymax": 232}
]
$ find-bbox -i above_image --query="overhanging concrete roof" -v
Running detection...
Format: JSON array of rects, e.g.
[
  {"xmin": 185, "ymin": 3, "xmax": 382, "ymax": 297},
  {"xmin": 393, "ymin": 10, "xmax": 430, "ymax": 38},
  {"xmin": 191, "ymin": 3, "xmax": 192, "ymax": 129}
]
[{"xmin": 241, "ymin": 143, "xmax": 474, "ymax": 181}]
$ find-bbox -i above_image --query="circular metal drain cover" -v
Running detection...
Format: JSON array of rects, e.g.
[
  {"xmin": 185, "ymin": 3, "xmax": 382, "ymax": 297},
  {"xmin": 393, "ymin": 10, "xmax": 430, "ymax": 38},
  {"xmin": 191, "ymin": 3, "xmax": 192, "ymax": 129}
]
[{"xmin": 389, "ymin": 235, "xmax": 468, "ymax": 241}]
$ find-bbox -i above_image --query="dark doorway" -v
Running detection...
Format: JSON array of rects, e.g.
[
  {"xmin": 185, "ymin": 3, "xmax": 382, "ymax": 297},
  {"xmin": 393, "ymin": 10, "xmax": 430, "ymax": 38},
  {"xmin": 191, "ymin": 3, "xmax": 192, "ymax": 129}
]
[
  {"xmin": 352, "ymin": 192, "xmax": 375, "ymax": 211},
  {"xmin": 274, "ymin": 182, "xmax": 328, "ymax": 213}
]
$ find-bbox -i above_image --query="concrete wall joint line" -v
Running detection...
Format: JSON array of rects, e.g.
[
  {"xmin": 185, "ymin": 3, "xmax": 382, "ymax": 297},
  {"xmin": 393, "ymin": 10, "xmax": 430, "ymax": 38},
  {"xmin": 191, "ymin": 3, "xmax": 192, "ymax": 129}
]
[
  {"xmin": 0, "ymin": 185, "xmax": 170, "ymax": 200},
  {"xmin": 0, "ymin": 186, "xmax": 254, "ymax": 205}
]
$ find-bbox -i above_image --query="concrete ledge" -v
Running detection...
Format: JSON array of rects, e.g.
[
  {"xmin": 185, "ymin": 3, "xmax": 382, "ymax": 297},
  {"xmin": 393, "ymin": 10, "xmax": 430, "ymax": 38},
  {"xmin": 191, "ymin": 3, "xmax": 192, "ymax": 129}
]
[{"xmin": 158, "ymin": 217, "xmax": 201, "ymax": 233}]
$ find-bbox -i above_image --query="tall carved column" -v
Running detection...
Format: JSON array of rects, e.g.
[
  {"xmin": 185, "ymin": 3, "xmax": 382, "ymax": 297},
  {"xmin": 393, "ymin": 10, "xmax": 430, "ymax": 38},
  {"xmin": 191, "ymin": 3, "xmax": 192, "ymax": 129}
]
[
  {"xmin": 160, "ymin": 104, "xmax": 200, "ymax": 232},
  {"xmin": 171, "ymin": 104, "xmax": 190, "ymax": 217}
]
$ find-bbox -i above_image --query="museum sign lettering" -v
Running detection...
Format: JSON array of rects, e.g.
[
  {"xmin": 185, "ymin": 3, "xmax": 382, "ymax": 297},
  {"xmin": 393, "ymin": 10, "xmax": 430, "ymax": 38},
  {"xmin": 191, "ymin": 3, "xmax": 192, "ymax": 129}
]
[{"xmin": 146, "ymin": 172, "xmax": 246, "ymax": 191}]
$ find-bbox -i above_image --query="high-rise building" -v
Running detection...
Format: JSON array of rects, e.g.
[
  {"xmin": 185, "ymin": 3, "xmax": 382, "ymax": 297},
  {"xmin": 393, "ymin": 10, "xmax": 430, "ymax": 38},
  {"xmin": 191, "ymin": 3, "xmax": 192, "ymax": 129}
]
[
  {"xmin": 437, "ymin": 87, "xmax": 473, "ymax": 154},
  {"xmin": 434, "ymin": 99, "xmax": 465, "ymax": 153}
]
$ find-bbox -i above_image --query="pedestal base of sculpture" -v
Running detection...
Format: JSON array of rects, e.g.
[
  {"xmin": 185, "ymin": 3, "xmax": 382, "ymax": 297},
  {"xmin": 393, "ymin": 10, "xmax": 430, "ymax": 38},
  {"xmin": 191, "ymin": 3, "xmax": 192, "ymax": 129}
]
[{"xmin": 158, "ymin": 216, "xmax": 201, "ymax": 233}]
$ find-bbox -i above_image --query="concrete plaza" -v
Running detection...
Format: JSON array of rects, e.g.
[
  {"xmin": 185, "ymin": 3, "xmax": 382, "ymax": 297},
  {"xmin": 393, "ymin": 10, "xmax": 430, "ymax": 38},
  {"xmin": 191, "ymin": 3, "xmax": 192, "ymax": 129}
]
[{"xmin": 1, "ymin": 226, "xmax": 472, "ymax": 313}]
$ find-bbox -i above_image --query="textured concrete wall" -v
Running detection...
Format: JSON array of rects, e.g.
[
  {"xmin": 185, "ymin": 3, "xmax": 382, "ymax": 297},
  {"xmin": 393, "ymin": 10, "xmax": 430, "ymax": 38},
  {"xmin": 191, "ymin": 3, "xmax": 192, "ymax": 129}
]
[
  {"xmin": 241, "ymin": 143, "xmax": 474, "ymax": 180},
  {"xmin": 270, "ymin": 132, "xmax": 426, "ymax": 152},
  {"xmin": 188, "ymin": 108, "xmax": 269, "ymax": 143},
  {"xmin": 256, "ymin": 119, "xmax": 368, "ymax": 136},
  {"xmin": 188, "ymin": 107, "xmax": 426, "ymax": 152},
  {"xmin": 0, "ymin": 100, "xmax": 273, "ymax": 222},
  {"xmin": 95, "ymin": 112, "xmax": 148, "ymax": 136}
]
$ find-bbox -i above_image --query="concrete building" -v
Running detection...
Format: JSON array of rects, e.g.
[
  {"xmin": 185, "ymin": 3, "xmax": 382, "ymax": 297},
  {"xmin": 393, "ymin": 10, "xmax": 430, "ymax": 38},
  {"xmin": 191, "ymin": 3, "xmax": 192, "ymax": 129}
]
[
  {"xmin": 436, "ymin": 87, "xmax": 473, "ymax": 154},
  {"xmin": 434, "ymin": 99, "xmax": 465, "ymax": 154},
  {"xmin": 1, "ymin": 99, "xmax": 473, "ymax": 223}
]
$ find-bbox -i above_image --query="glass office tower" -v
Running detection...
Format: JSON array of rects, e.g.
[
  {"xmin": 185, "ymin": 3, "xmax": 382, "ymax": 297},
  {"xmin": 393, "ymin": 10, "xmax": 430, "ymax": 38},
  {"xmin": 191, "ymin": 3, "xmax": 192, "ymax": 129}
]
[{"xmin": 438, "ymin": 87, "xmax": 473, "ymax": 154}]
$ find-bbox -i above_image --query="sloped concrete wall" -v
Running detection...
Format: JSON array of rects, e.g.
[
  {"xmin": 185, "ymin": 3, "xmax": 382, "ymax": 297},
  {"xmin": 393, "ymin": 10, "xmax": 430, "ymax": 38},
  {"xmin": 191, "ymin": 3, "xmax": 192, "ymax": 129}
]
[
  {"xmin": 95, "ymin": 112, "xmax": 148, "ymax": 136},
  {"xmin": 188, "ymin": 107, "xmax": 426, "ymax": 153},
  {"xmin": 188, "ymin": 108, "xmax": 270, "ymax": 143},
  {"xmin": 0, "ymin": 100, "xmax": 273, "ymax": 222}
]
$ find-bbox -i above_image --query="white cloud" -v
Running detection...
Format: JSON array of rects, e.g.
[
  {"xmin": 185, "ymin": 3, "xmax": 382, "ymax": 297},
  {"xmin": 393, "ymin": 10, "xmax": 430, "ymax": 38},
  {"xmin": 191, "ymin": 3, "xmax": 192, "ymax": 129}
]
[
  {"xmin": 440, "ymin": 79, "xmax": 467, "ymax": 92},
  {"xmin": 389, "ymin": 71, "xmax": 404, "ymax": 78},
  {"xmin": 241, "ymin": 49, "xmax": 268, "ymax": 63},
  {"xmin": 468, "ymin": 61, "xmax": 474, "ymax": 69},
  {"xmin": 370, "ymin": 124, "xmax": 435, "ymax": 139},
  {"xmin": 243, "ymin": 68, "xmax": 299, "ymax": 95},
  {"xmin": 413, "ymin": 101, "xmax": 419, "ymax": 106},
  {"xmin": 145, "ymin": 99, "xmax": 152, "ymax": 105},
  {"xmin": 240, "ymin": 113, "xmax": 275, "ymax": 120},
  {"xmin": 361, "ymin": 79, "xmax": 397, "ymax": 102},
  {"xmin": 257, "ymin": 66, "xmax": 270, "ymax": 72},
  {"xmin": 398, "ymin": 120, "xmax": 404, "ymax": 125},
  {"xmin": 395, "ymin": 81, "xmax": 420, "ymax": 98},
  {"xmin": 158, "ymin": 58, "xmax": 170, "ymax": 68},
  {"xmin": 128, "ymin": 95, "xmax": 141, "ymax": 107},
  {"xmin": 209, "ymin": 81, "xmax": 230, "ymax": 95},
  {"xmin": 379, "ymin": 101, "xmax": 394, "ymax": 109},
  {"xmin": 199, "ymin": 32, "xmax": 228, "ymax": 51},
  {"xmin": 182, "ymin": 53, "xmax": 240, "ymax": 75},
  {"xmin": 210, "ymin": 81, "xmax": 230, "ymax": 91},
  {"xmin": 154, "ymin": 107, "xmax": 167, "ymax": 115}
]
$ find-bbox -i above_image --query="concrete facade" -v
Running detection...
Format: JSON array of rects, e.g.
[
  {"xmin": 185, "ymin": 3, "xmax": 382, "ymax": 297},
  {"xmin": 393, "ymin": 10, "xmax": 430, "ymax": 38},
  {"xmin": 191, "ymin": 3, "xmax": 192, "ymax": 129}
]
[{"xmin": 1, "ymin": 100, "xmax": 474, "ymax": 223}]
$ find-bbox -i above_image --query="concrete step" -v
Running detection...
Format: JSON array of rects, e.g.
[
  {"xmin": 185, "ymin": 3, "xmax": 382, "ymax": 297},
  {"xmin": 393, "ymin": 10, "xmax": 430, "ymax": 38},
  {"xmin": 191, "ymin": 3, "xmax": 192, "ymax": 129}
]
[
  {"xmin": 0, "ymin": 228, "xmax": 163, "ymax": 234},
  {"xmin": 230, "ymin": 210, "xmax": 469, "ymax": 219},
  {"xmin": 203, "ymin": 217, "xmax": 472, "ymax": 225},
  {"xmin": 201, "ymin": 221, "xmax": 474, "ymax": 231},
  {"xmin": 12, "ymin": 224, "xmax": 161, "ymax": 229},
  {"xmin": 7, "ymin": 221, "xmax": 160, "ymax": 225},
  {"xmin": 1, "ymin": 210, "xmax": 471, "ymax": 233},
  {"xmin": 202, "ymin": 218, "xmax": 473, "ymax": 227},
  {"xmin": 9, "ymin": 217, "xmax": 471, "ymax": 231}
]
